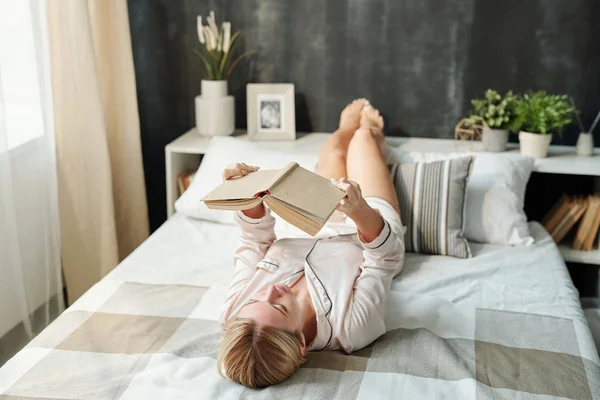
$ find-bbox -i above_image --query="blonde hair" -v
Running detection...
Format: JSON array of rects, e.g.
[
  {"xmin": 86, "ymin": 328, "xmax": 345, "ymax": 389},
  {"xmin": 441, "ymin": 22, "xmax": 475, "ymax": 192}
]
[{"xmin": 217, "ymin": 318, "xmax": 306, "ymax": 388}]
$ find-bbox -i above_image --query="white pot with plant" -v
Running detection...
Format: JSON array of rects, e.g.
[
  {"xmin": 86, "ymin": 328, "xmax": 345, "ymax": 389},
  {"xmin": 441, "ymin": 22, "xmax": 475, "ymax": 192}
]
[
  {"xmin": 469, "ymin": 89, "xmax": 518, "ymax": 152},
  {"xmin": 194, "ymin": 12, "xmax": 252, "ymax": 136},
  {"xmin": 511, "ymin": 91, "xmax": 576, "ymax": 158}
]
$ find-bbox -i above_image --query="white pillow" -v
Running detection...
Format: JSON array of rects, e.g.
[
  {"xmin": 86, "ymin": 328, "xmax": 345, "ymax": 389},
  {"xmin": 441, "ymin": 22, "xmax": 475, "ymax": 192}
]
[
  {"xmin": 389, "ymin": 149, "xmax": 534, "ymax": 246},
  {"xmin": 175, "ymin": 136, "xmax": 318, "ymax": 229}
]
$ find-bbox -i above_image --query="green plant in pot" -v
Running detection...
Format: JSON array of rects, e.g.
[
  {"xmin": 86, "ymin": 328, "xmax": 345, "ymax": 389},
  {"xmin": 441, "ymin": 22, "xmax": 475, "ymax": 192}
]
[
  {"xmin": 510, "ymin": 91, "xmax": 576, "ymax": 158},
  {"xmin": 469, "ymin": 89, "xmax": 518, "ymax": 152}
]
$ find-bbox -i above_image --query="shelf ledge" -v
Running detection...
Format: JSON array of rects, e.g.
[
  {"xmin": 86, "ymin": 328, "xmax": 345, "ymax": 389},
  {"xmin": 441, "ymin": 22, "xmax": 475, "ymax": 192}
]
[{"xmin": 558, "ymin": 245, "xmax": 600, "ymax": 265}]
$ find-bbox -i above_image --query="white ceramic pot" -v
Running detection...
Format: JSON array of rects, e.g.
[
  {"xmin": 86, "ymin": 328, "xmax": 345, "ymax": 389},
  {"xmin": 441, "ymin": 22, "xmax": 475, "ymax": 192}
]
[
  {"xmin": 576, "ymin": 132, "xmax": 594, "ymax": 156},
  {"xmin": 195, "ymin": 80, "xmax": 235, "ymax": 136},
  {"xmin": 519, "ymin": 131, "xmax": 552, "ymax": 158},
  {"xmin": 482, "ymin": 127, "xmax": 509, "ymax": 152},
  {"xmin": 201, "ymin": 80, "xmax": 228, "ymax": 98}
]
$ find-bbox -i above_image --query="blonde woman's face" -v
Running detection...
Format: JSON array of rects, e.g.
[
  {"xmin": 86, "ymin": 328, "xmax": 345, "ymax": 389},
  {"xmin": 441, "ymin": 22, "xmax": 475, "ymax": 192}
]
[{"xmin": 237, "ymin": 284, "xmax": 302, "ymax": 333}]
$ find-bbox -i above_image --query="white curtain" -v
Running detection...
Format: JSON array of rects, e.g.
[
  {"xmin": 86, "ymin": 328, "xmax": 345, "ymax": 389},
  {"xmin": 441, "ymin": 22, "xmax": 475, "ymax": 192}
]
[
  {"xmin": 47, "ymin": 0, "xmax": 149, "ymax": 304},
  {"xmin": 0, "ymin": 0, "xmax": 64, "ymax": 364}
]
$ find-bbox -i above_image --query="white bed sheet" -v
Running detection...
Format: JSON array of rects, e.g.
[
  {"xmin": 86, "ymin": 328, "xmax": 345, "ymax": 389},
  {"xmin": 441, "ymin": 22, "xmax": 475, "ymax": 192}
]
[
  {"xmin": 110, "ymin": 213, "xmax": 578, "ymax": 314},
  {"xmin": 102, "ymin": 214, "xmax": 594, "ymax": 357},
  {"xmin": 3, "ymin": 213, "xmax": 599, "ymax": 400}
]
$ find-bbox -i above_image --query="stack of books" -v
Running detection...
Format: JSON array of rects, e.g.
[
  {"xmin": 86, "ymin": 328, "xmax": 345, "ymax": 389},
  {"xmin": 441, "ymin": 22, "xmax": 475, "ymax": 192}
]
[{"xmin": 542, "ymin": 194, "xmax": 600, "ymax": 251}]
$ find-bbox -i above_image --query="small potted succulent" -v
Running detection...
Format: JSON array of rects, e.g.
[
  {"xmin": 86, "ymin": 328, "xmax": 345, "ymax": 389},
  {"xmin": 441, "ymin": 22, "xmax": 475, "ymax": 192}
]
[
  {"xmin": 469, "ymin": 89, "xmax": 518, "ymax": 152},
  {"xmin": 511, "ymin": 91, "xmax": 576, "ymax": 158}
]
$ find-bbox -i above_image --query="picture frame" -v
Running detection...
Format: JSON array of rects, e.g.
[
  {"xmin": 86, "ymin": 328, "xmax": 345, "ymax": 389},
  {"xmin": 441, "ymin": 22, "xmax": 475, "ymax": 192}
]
[{"xmin": 247, "ymin": 83, "xmax": 296, "ymax": 140}]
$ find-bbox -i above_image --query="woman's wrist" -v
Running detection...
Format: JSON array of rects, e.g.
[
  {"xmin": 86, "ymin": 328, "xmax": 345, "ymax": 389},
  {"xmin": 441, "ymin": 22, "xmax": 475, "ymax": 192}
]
[
  {"xmin": 241, "ymin": 203, "xmax": 266, "ymax": 219},
  {"xmin": 348, "ymin": 200, "xmax": 384, "ymax": 243}
]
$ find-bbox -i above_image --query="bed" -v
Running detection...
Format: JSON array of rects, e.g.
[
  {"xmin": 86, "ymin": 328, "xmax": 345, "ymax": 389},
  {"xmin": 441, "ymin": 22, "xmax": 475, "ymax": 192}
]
[{"xmin": 0, "ymin": 211, "xmax": 598, "ymax": 399}]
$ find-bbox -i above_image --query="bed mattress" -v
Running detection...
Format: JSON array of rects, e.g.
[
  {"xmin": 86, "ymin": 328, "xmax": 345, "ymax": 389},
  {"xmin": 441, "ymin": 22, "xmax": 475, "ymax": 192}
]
[{"xmin": 1, "ymin": 214, "xmax": 598, "ymax": 399}]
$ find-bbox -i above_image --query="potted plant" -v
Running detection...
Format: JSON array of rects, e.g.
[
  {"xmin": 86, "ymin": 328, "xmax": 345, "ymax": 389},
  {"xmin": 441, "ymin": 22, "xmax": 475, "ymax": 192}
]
[
  {"xmin": 194, "ymin": 11, "xmax": 252, "ymax": 136},
  {"xmin": 510, "ymin": 91, "xmax": 576, "ymax": 158},
  {"xmin": 469, "ymin": 89, "xmax": 518, "ymax": 152}
]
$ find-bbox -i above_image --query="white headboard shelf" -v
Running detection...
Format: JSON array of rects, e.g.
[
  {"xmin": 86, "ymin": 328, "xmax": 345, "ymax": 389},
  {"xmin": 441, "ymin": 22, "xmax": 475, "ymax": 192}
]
[{"xmin": 166, "ymin": 129, "xmax": 600, "ymax": 265}]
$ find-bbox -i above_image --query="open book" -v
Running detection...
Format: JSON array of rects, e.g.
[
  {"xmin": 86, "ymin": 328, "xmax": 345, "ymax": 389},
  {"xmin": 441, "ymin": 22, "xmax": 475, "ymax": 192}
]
[{"xmin": 201, "ymin": 162, "xmax": 346, "ymax": 236}]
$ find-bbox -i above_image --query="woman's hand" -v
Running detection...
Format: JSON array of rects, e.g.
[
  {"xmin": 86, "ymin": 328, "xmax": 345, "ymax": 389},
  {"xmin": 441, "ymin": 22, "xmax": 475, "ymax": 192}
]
[
  {"xmin": 223, "ymin": 163, "xmax": 265, "ymax": 219},
  {"xmin": 332, "ymin": 178, "xmax": 384, "ymax": 243},
  {"xmin": 332, "ymin": 178, "xmax": 366, "ymax": 218},
  {"xmin": 222, "ymin": 162, "xmax": 259, "ymax": 181}
]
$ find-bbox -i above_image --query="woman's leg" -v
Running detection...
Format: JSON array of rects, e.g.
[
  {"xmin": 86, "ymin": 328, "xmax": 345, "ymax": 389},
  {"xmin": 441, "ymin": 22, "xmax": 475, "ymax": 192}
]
[
  {"xmin": 346, "ymin": 107, "xmax": 400, "ymax": 213},
  {"xmin": 316, "ymin": 99, "xmax": 366, "ymax": 180}
]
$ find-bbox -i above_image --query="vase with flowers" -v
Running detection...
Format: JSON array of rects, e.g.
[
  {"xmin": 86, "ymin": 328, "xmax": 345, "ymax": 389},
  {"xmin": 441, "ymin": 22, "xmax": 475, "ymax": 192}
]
[{"xmin": 194, "ymin": 11, "xmax": 252, "ymax": 136}]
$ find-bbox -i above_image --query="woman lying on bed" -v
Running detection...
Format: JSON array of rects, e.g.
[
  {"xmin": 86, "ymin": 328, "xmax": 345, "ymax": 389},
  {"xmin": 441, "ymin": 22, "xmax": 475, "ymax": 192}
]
[{"xmin": 217, "ymin": 99, "xmax": 406, "ymax": 388}]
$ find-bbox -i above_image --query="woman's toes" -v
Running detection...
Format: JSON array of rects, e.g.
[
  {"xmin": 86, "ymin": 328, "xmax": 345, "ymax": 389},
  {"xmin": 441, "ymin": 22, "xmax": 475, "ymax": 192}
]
[
  {"xmin": 360, "ymin": 106, "xmax": 384, "ymax": 132},
  {"xmin": 339, "ymin": 99, "xmax": 367, "ymax": 130}
]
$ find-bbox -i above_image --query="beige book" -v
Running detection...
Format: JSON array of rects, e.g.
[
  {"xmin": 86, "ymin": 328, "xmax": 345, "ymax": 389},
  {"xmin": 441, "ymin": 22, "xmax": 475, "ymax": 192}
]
[
  {"xmin": 183, "ymin": 171, "xmax": 195, "ymax": 191},
  {"xmin": 201, "ymin": 162, "xmax": 346, "ymax": 236},
  {"xmin": 543, "ymin": 194, "xmax": 569, "ymax": 234},
  {"xmin": 598, "ymin": 214, "xmax": 600, "ymax": 250},
  {"xmin": 177, "ymin": 175, "xmax": 186, "ymax": 196},
  {"xmin": 177, "ymin": 171, "xmax": 196, "ymax": 195},
  {"xmin": 573, "ymin": 196, "xmax": 599, "ymax": 250},
  {"xmin": 552, "ymin": 197, "xmax": 588, "ymax": 244},
  {"xmin": 583, "ymin": 196, "xmax": 600, "ymax": 251}
]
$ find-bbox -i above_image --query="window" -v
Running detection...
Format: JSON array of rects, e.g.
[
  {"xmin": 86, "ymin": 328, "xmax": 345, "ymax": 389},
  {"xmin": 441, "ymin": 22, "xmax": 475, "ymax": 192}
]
[{"xmin": 0, "ymin": 0, "xmax": 45, "ymax": 151}]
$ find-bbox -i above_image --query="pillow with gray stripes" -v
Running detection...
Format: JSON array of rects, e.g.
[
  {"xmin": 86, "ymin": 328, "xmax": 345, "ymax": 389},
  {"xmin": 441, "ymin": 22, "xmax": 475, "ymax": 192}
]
[{"xmin": 389, "ymin": 156, "xmax": 473, "ymax": 258}]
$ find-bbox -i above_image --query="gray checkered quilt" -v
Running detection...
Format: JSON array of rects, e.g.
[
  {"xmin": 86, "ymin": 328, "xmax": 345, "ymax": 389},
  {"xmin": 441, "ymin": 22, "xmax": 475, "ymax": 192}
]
[{"xmin": 1, "ymin": 216, "xmax": 598, "ymax": 399}]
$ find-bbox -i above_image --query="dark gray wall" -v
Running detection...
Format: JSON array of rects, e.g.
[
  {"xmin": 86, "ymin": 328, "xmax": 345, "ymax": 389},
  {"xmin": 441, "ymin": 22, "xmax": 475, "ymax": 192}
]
[{"xmin": 128, "ymin": 0, "xmax": 600, "ymax": 232}]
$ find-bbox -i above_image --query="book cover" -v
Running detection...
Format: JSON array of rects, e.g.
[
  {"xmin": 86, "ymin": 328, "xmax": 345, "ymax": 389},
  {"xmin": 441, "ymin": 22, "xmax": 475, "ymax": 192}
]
[{"xmin": 201, "ymin": 162, "xmax": 345, "ymax": 236}]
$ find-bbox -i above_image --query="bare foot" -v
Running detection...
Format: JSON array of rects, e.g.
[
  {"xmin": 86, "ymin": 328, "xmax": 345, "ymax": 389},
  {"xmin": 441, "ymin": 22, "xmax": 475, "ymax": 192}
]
[
  {"xmin": 360, "ymin": 105, "xmax": 385, "ymax": 149},
  {"xmin": 339, "ymin": 99, "xmax": 368, "ymax": 131}
]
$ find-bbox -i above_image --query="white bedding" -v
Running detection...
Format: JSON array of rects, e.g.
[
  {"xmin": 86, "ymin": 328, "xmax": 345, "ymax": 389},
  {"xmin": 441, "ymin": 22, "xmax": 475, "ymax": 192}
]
[
  {"xmin": 113, "ymin": 214, "xmax": 584, "ymax": 324},
  {"xmin": 83, "ymin": 214, "xmax": 597, "ymax": 362},
  {"xmin": 1, "ymin": 214, "xmax": 599, "ymax": 399}
]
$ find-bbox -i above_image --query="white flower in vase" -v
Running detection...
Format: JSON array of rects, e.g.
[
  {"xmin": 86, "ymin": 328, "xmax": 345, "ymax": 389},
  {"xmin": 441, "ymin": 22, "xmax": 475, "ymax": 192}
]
[
  {"xmin": 204, "ymin": 28, "xmax": 216, "ymax": 51},
  {"xmin": 197, "ymin": 16, "xmax": 205, "ymax": 44},
  {"xmin": 207, "ymin": 11, "xmax": 220, "ymax": 43},
  {"xmin": 195, "ymin": 11, "xmax": 252, "ymax": 80},
  {"xmin": 222, "ymin": 22, "xmax": 231, "ymax": 53}
]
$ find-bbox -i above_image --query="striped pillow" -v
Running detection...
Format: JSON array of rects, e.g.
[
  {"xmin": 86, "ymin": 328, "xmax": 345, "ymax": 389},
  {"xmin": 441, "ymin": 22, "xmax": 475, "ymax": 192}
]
[{"xmin": 390, "ymin": 157, "xmax": 473, "ymax": 258}]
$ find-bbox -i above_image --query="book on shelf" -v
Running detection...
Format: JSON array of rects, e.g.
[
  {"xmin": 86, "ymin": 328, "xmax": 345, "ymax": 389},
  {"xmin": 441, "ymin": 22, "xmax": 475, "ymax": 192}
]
[
  {"xmin": 598, "ymin": 218, "xmax": 600, "ymax": 250},
  {"xmin": 201, "ymin": 162, "xmax": 345, "ymax": 236},
  {"xmin": 554, "ymin": 197, "xmax": 587, "ymax": 244},
  {"xmin": 586, "ymin": 200, "xmax": 600, "ymax": 251},
  {"xmin": 543, "ymin": 194, "xmax": 600, "ymax": 251},
  {"xmin": 543, "ymin": 195, "xmax": 588, "ymax": 244},
  {"xmin": 577, "ymin": 195, "xmax": 600, "ymax": 251},
  {"xmin": 542, "ymin": 194, "xmax": 569, "ymax": 234},
  {"xmin": 178, "ymin": 171, "xmax": 196, "ymax": 195}
]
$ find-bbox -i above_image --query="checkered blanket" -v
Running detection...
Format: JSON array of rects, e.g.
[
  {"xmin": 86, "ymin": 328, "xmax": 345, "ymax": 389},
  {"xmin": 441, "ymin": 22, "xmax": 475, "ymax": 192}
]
[{"xmin": 1, "ymin": 217, "xmax": 599, "ymax": 399}]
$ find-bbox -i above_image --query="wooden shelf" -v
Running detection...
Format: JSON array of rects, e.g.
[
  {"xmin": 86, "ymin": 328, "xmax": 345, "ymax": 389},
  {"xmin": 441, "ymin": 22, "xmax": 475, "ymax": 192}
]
[{"xmin": 559, "ymin": 245, "xmax": 600, "ymax": 265}]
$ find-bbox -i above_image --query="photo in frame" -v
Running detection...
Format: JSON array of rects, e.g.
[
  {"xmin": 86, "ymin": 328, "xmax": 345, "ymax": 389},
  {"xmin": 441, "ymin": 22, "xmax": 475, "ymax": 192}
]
[{"xmin": 247, "ymin": 84, "xmax": 296, "ymax": 140}]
